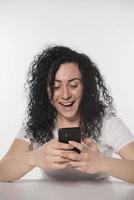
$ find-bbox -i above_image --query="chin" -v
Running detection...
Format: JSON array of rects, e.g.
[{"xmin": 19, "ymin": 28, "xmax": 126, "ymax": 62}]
[{"xmin": 62, "ymin": 112, "xmax": 78, "ymax": 120}]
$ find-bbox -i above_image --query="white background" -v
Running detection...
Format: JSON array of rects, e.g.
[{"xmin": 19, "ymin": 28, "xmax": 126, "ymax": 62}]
[{"xmin": 0, "ymin": 0, "xmax": 134, "ymax": 179}]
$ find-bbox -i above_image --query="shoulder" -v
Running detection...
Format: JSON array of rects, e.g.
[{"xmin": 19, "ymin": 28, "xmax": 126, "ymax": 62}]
[
  {"xmin": 100, "ymin": 114, "xmax": 134, "ymax": 153},
  {"xmin": 102, "ymin": 114, "xmax": 125, "ymax": 133},
  {"xmin": 15, "ymin": 125, "xmax": 39, "ymax": 149},
  {"xmin": 15, "ymin": 125, "xmax": 31, "ymax": 144},
  {"xmin": 2, "ymin": 138, "xmax": 31, "ymax": 159}
]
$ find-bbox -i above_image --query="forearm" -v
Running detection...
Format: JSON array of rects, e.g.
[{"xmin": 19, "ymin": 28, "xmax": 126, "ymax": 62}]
[
  {"xmin": 0, "ymin": 151, "xmax": 35, "ymax": 182},
  {"xmin": 104, "ymin": 156, "xmax": 134, "ymax": 183}
]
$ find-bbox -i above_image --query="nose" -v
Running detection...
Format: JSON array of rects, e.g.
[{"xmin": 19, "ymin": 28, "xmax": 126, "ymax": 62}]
[{"xmin": 61, "ymin": 86, "xmax": 72, "ymax": 100}]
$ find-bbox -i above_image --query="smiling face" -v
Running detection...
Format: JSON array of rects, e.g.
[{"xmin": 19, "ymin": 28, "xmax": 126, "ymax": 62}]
[{"xmin": 48, "ymin": 63, "xmax": 83, "ymax": 123}]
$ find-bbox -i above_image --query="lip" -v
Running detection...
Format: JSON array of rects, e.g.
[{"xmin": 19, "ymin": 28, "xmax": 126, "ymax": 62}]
[{"xmin": 59, "ymin": 101, "xmax": 75, "ymax": 106}]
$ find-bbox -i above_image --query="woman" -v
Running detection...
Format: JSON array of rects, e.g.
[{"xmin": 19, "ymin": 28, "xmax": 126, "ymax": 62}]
[{"xmin": 0, "ymin": 45, "xmax": 134, "ymax": 183}]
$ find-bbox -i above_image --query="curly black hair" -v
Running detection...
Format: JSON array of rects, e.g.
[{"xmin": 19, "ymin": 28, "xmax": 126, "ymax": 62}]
[{"xmin": 24, "ymin": 45, "xmax": 116, "ymax": 146}]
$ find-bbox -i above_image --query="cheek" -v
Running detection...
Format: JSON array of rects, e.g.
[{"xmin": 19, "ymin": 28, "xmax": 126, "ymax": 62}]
[
  {"xmin": 51, "ymin": 92, "xmax": 60, "ymax": 103},
  {"xmin": 75, "ymin": 87, "xmax": 83, "ymax": 99}
]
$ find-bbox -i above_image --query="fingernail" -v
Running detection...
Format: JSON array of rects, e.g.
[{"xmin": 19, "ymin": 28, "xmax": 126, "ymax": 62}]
[{"xmin": 69, "ymin": 141, "xmax": 74, "ymax": 145}]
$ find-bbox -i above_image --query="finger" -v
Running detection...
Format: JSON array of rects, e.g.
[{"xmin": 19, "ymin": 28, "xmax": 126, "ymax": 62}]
[
  {"xmin": 68, "ymin": 141, "xmax": 83, "ymax": 151},
  {"xmin": 50, "ymin": 140, "xmax": 74, "ymax": 150},
  {"xmin": 50, "ymin": 163, "xmax": 67, "ymax": 169},
  {"xmin": 49, "ymin": 149, "xmax": 74, "ymax": 157},
  {"xmin": 82, "ymin": 137, "xmax": 94, "ymax": 146},
  {"xmin": 69, "ymin": 161, "xmax": 86, "ymax": 168},
  {"xmin": 82, "ymin": 138, "xmax": 99, "ymax": 152},
  {"xmin": 61, "ymin": 151, "xmax": 81, "ymax": 161},
  {"xmin": 69, "ymin": 141, "xmax": 90, "ymax": 153},
  {"xmin": 53, "ymin": 155, "xmax": 70, "ymax": 163},
  {"xmin": 45, "ymin": 155, "xmax": 70, "ymax": 166}
]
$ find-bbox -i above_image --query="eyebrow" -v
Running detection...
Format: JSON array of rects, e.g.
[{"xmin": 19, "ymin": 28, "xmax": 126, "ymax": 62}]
[{"xmin": 54, "ymin": 78, "xmax": 81, "ymax": 83}]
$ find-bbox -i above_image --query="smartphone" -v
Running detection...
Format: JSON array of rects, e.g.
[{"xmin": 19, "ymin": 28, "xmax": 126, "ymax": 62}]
[{"xmin": 58, "ymin": 127, "xmax": 81, "ymax": 153}]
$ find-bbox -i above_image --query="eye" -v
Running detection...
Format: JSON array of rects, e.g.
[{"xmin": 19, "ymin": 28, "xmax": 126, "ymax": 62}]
[
  {"xmin": 53, "ymin": 85, "xmax": 61, "ymax": 90},
  {"xmin": 70, "ymin": 84, "xmax": 78, "ymax": 88},
  {"xmin": 69, "ymin": 79, "xmax": 81, "ymax": 88}
]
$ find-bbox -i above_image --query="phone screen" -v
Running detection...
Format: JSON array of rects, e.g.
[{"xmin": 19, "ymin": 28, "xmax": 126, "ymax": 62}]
[{"xmin": 58, "ymin": 127, "xmax": 81, "ymax": 153}]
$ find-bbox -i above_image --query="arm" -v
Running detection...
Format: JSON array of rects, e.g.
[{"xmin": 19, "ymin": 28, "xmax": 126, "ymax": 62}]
[
  {"xmin": 0, "ymin": 139, "xmax": 35, "ymax": 182},
  {"xmin": 0, "ymin": 138, "xmax": 73, "ymax": 182},
  {"xmin": 104, "ymin": 142, "xmax": 134, "ymax": 183},
  {"xmin": 61, "ymin": 139, "xmax": 134, "ymax": 183}
]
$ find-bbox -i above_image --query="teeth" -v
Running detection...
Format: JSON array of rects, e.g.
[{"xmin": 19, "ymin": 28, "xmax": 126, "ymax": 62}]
[{"xmin": 60, "ymin": 102, "xmax": 74, "ymax": 106}]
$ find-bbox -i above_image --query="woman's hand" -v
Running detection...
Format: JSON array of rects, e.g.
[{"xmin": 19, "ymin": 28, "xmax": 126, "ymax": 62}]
[
  {"xmin": 30, "ymin": 139, "xmax": 73, "ymax": 170},
  {"xmin": 62, "ymin": 138, "xmax": 107, "ymax": 174}
]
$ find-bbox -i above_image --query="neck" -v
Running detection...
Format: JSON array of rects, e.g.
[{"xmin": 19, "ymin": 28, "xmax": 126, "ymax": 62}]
[{"xmin": 56, "ymin": 116, "xmax": 80, "ymax": 129}]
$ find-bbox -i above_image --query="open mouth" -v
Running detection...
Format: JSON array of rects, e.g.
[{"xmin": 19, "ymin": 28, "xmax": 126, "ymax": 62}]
[{"xmin": 59, "ymin": 101, "xmax": 75, "ymax": 107}]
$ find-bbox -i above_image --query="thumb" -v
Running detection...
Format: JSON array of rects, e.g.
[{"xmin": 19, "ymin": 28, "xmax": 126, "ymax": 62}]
[
  {"xmin": 82, "ymin": 137, "xmax": 93, "ymax": 145},
  {"xmin": 82, "ymin": 137, "xmax": 99, "ymax": 152}
]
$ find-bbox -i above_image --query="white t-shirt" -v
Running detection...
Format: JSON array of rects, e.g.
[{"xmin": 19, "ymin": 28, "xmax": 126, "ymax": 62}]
[{"xmin": 15, "ymin": 115, "xmax": 134, "ymax": 180}]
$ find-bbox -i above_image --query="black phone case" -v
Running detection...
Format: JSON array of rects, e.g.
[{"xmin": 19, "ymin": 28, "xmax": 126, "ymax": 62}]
[{"xmin": 58, "ymin": 127, "xmax": 81, "ymax": 153}]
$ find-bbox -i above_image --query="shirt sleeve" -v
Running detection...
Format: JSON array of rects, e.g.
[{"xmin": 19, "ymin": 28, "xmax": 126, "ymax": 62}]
[
  {"xmin": 15, "ymin": 125, "xmax": 31, "ymax": 144},
  {"xmin": 101, "ymin": 115, "xmax": 134, "ymax": 153}
]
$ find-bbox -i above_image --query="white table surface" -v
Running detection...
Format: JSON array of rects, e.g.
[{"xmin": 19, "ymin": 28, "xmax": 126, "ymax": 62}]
[{"xmin": 0, "ymin": 179, "xmax": 134, "ymax": 200}]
